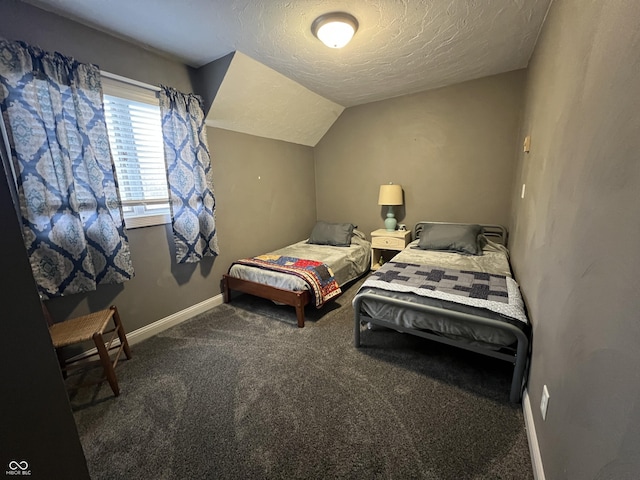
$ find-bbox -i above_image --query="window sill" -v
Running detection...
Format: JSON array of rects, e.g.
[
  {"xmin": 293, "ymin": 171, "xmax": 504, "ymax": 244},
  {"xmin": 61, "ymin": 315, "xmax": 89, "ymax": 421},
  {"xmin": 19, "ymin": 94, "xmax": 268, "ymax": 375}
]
[{"xmin": 124, "ymin": 213, "xmax": 171, "ymax": 229}]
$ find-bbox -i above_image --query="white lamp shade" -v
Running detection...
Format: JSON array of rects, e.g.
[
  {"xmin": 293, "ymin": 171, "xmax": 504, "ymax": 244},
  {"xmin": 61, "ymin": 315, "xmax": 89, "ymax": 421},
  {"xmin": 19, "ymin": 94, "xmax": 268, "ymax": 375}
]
[
  {"xmin": 312, "ymin": 12, "xmax": 358, "ymax": 49},
  {"xmin": 378, "ymin": 184, "xmax": 403, "ymax": 205}
]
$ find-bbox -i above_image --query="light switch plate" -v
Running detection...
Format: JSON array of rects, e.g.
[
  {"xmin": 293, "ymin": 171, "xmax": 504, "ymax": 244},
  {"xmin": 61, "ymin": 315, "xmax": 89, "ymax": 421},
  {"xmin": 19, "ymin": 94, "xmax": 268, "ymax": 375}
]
[{"xmin": 540, "ymin": 385, "xmax": 550, "ymax": 420}]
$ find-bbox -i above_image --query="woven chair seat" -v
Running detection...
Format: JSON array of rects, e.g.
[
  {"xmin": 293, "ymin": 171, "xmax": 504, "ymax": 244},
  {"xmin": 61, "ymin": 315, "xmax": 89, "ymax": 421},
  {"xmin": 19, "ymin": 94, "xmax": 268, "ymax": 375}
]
[
  {"xmin": 45, "ymin": 305, "xmax": 131, "ymax": 396},
  {"xmin": 49, "ymin": 309, "xmax": 115, "ymax": 348}
]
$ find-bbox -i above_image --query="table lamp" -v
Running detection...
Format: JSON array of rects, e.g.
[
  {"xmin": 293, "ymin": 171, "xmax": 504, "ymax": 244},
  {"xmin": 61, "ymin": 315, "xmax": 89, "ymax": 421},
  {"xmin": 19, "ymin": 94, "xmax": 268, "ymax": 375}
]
[{"xmin": 378, "ymin": 183, "xmax": 403, "ymax": 231}]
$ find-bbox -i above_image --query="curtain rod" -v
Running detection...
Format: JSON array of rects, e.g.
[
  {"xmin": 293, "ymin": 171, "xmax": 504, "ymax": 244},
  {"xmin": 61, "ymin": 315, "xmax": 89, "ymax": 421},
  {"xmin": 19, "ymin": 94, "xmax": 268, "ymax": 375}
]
[{"xmin": 100, "ymin": 70, "xmax": 161, "ymax": 92}]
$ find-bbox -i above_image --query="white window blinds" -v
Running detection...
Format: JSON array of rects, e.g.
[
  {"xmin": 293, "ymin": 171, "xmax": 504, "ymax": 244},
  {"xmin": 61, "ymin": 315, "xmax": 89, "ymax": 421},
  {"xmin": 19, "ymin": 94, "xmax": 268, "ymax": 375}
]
[{"xmin": 102, "ymin": 75, "xmax": 170, "ymax": 227}]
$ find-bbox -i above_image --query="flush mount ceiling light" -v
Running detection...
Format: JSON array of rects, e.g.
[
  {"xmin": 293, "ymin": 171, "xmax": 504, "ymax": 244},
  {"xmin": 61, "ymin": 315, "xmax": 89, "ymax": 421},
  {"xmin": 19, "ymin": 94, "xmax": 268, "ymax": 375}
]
[{"xmin": 311, "ymin": 12, "xmax": 359, "ymax": 49}]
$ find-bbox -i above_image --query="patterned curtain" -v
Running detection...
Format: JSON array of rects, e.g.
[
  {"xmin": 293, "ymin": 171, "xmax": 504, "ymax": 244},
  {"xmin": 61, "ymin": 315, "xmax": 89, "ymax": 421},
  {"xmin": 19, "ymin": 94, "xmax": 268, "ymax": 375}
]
[
  {"xmin": 0, "ymin": 39, "xmax": 134, "ymax": 298},
  {"xmin": 159, "ymin": 85, "xmax": 219, "ymax": 263}
]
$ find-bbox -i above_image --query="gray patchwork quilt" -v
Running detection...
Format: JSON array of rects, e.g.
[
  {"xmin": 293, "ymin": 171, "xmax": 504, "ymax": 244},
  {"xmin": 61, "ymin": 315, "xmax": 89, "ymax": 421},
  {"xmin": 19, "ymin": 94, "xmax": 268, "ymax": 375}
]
[{"xmin": 363, "ymin": 261, "xmax": 528, "ymax": 324}]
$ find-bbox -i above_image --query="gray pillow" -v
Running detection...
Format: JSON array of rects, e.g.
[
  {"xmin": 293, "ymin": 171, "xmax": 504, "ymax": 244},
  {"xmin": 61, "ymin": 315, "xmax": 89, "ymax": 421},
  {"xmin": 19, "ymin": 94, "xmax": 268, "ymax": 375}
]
[
  {"xmin": 307, "ymin": 222, "xmax": 355, "ymax": 247},
  {"xmin": 417, "ymin": 224, "xmax": 483, "ymax": 255}
]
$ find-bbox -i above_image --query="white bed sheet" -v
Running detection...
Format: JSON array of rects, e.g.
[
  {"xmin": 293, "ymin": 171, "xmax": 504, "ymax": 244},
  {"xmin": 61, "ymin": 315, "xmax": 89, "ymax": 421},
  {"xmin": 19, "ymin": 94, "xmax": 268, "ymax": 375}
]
[{"xmin": 393, "ymin": 239, "xmax": 513, "ymax": 277}]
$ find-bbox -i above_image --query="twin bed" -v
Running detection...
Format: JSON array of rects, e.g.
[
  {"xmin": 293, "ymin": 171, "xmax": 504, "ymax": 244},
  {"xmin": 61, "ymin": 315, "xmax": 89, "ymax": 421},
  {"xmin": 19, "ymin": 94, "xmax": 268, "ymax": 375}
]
[
  {"xmin": 223, "ymin": 220, "xmax": 530, "ymax": 402},
  {"xmin": 353, "ymin": 221, "xmax": 530, "ymax": 402},
  {"xmin": 223, "ymin": 222, "xmax": 371, "ymax": 327}
]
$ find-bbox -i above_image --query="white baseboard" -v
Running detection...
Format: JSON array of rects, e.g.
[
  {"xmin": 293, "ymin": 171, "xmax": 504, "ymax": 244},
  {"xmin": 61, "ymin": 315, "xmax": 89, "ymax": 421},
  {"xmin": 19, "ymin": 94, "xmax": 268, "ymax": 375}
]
[
  {"xmin": 69, "ymin": 294, "xmax": 224, "ymax": 362},
  {"xmin": 523, "ymin": 388, "xmax": 546, "ymax": 480},
  {"xmin": 126, "ymin": 294, "xmax": 224, "ymax": 345}
]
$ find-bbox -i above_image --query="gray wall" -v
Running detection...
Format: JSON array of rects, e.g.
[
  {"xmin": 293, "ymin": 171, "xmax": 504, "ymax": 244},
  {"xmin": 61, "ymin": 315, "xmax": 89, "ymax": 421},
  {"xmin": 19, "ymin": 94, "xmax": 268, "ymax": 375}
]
[
  {"xmin": 210, "ymin": 127, "xmax": 317, "ymax": 264},
  {"xmin": 314, "ymin": 70, "xmax": 525, "ymax": 236},
  {"xmin": 8, "ymin": 1, "xmax": 640, "ymax": 478},
  {"xmin": 510, "ymin": 0, "xmax": 640, "ymax": 478},
  {"xmin": 0, "ymin": 0, "xmax": 316, "ymax": 332},
  {"xmin": 0, "ymin": 0, "xmax": 193, "ymax": 91},
  {"xmin": 192, "ymin": 52, "xmax": 235, "ymax": 115},
  {"xmin": 1, "ymin": 152, "xmax": 89, "ymax": 478},
  {"xmin": 0, "ymin": 3, "xmax": 316, "ymax": 473}
]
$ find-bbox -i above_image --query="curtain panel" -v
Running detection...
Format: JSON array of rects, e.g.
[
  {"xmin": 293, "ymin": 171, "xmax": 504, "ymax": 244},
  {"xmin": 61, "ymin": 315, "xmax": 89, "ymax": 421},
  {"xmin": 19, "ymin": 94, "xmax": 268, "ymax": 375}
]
[
  {"xmin": 159, "ymin": 85, "xmax": 219, "ymax": 263},
  {"xmin": 0, "ymin": 39, "xmax": 134, "ymax": 298}
]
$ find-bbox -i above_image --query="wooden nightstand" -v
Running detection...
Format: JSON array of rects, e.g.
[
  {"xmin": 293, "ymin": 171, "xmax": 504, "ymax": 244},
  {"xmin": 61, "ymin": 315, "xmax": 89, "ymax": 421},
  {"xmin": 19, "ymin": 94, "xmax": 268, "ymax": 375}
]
[{"xmin": 370, "ymin": 229, "xmax": 412, "ymax": 270}]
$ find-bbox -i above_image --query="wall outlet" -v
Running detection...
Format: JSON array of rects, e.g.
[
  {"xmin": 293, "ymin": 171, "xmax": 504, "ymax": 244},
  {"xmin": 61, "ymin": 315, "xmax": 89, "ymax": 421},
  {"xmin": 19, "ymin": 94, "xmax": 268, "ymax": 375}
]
[{"xmin": 540, "ymin": 385, "xmax": 550, "ymax": 420}]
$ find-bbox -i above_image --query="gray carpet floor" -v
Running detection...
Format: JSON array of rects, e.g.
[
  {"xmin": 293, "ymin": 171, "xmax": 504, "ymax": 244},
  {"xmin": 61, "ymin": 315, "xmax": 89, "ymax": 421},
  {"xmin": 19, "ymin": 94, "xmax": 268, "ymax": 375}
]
[{"xmin": 70, "ymin": 277, "xmax": 533, "ymax": 480}]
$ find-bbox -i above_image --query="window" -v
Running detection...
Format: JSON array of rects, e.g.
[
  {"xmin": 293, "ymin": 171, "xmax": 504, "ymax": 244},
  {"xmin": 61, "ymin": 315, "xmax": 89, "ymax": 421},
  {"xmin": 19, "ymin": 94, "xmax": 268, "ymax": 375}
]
[{"xmin": 102, "ymin": 75, "xmax": 170, "ymax": 228}]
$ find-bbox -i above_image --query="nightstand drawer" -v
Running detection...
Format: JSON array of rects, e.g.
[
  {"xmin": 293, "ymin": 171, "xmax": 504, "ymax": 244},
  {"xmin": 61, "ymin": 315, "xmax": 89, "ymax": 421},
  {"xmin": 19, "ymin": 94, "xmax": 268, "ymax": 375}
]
[{"xmin": 371, "ymin": 236, "xmax": 406, "ymax": 250}]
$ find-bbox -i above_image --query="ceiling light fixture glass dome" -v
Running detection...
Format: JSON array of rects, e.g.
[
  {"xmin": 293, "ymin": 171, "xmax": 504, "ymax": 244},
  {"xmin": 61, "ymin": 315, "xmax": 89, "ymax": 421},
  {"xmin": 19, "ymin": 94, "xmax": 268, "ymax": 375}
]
[{"xmin": 311, "ymin": 12, "xmax": 358, "ymax": 49}]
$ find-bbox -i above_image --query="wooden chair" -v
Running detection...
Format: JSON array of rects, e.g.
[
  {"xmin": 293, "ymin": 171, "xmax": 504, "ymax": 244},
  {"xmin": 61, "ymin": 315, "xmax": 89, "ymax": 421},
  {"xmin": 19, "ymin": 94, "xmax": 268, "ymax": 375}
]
[{"xmin": 45, "ymin": 305, "xmax": 132, "ymax": 396}]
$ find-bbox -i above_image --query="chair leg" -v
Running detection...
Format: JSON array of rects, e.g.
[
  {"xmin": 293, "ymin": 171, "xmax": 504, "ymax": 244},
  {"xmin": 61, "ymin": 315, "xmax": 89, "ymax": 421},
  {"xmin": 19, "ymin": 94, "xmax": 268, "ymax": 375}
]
[
  {"xmin": 110, "ymin": 306, "xmax": 132, "ymax": 360},
  {"xmin": 93, "ymin": 331, "xmax": 120, "ymax": 396}
]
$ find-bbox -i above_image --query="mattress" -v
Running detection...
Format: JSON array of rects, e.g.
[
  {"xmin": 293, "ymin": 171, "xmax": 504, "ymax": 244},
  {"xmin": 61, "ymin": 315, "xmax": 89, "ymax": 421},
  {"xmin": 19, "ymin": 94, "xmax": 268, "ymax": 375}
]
[
  {"xmin": 356, "ymin": 240, "xmax": 526, "ymax": 348},
  {"xmin": 228, "ymin": 233, "xmax": 371, "ymax": 291}
]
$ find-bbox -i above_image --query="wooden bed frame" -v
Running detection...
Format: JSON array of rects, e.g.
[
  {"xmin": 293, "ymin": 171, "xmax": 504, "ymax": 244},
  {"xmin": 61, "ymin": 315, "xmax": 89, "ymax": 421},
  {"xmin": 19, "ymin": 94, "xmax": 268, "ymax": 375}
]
[
  {"xmin": 222, "ymin": 274, "xmax": 311, "ymax": 328},
  {"xmin": 353, "ymin": 222, "xmax": 530, "ymax": 403}
]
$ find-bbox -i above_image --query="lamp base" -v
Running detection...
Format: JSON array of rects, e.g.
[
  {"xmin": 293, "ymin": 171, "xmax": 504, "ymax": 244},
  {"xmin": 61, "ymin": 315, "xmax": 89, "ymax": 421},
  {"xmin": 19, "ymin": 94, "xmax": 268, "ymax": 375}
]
[{"xmin": 384, "ymin": 214, "xmax": 397, "ymax": 232}]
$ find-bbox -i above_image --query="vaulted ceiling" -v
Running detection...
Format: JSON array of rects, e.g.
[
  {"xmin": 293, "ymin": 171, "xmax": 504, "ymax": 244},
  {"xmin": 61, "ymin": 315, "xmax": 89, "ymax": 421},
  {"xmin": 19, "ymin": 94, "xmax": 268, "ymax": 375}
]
[{"xmin": 24, "ymin": 0, "xmax": 552, "ymax": 107}]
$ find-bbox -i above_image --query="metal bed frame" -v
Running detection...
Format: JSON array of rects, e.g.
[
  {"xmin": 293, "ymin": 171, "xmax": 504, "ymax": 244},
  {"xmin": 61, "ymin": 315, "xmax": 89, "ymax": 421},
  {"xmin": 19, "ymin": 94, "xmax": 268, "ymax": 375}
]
[{"xmin": 353, "ymin": 222, "xmax": 530, "ymax": 403}]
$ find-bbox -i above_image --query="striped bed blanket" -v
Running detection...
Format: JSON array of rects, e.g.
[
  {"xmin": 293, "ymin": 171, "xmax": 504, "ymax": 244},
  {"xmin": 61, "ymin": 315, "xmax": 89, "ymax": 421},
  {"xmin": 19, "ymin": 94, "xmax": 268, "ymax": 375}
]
[{"xmin": 230, "ymin": 255, "xmax": 342, "ymax": 308}]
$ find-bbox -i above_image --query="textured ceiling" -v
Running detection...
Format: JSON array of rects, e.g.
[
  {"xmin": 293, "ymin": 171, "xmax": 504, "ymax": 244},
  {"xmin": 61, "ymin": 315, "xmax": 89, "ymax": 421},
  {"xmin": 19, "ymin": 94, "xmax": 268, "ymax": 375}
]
[{"xmin": 24, "ymin": 0, "xmax": 552, "ymax": 108}]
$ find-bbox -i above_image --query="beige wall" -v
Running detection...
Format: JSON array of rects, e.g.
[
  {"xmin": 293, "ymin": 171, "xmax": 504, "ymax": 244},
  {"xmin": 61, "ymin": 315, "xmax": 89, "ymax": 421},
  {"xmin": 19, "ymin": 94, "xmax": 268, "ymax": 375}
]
[
  {"xmin": 314, "ymin": 70, "xmax": 525, "ymax": 237},
  {"xmin": 510, "ymin": 1, "xmax": 640, "ymax": 478}
]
